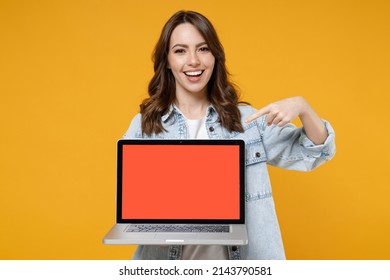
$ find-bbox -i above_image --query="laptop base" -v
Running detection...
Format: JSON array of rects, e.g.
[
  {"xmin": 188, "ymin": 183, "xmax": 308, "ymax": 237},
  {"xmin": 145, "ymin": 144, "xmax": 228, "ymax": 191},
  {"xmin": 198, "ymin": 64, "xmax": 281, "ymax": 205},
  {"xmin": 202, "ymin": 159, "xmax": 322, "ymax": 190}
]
[{"xmin": 103, "ymin": 224, "xmax": 248, "ymax": 245}]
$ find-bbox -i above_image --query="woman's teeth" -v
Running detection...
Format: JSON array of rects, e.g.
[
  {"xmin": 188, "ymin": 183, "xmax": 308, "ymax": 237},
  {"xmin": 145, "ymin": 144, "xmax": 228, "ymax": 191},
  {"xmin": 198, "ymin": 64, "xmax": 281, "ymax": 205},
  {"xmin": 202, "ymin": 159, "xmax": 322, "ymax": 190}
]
[{"xmin": 184, "ymin": 70, "xmax": 203, "ymax": 77}]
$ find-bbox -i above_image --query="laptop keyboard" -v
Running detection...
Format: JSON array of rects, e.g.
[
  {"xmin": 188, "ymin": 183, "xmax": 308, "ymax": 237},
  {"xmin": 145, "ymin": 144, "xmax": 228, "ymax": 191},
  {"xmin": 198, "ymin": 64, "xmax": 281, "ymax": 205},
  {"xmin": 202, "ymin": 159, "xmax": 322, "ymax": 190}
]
[{"xmin": 126, "ymin": 224, "xmax": 230, "ymax": 233}]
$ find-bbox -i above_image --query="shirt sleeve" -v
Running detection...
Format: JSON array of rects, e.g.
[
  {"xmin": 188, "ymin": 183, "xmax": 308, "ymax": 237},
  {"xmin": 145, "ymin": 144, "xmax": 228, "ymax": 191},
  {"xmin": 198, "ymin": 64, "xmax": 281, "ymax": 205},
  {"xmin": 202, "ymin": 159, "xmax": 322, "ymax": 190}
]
[
  {"xmin": 259, "ymin": 114, "xmax": 336, "ymax": 171},
  {"xmin": 122, "ymin": 113, "xmax": 142, "ymax": 139}
]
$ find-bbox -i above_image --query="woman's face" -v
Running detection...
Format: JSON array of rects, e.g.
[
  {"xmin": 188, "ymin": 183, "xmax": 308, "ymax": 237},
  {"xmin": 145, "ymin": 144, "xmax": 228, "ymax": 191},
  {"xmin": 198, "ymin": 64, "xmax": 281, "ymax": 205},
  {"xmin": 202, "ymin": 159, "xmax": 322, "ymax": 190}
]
[{"xmin": 167, "ymin": 23, "xmax": 215, "ymax": 97}]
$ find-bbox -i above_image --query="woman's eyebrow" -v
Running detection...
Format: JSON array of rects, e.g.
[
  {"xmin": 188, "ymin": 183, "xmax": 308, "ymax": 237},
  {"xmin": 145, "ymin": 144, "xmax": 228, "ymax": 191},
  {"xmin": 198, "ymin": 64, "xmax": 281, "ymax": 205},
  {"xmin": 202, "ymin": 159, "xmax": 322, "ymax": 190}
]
[{"xmin": 171, "ymin": 42, "xmax": 207, "ymax": 49}]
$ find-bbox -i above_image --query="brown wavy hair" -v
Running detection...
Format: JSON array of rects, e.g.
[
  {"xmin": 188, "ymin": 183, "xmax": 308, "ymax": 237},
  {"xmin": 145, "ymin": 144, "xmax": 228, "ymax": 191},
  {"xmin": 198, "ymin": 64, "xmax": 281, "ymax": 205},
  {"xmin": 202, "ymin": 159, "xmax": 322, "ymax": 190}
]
[{"xmin": 140, "ymin": 10, "xmax": 247, "ymax": 135}]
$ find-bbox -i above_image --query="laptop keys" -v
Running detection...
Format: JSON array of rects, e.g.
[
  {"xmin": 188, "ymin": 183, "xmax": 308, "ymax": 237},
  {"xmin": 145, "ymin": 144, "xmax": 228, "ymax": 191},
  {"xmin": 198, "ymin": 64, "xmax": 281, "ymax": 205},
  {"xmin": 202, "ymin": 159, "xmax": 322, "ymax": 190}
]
[{"xmin": 125, "ymin": 224, "xmax": 229, "ymax": 233}]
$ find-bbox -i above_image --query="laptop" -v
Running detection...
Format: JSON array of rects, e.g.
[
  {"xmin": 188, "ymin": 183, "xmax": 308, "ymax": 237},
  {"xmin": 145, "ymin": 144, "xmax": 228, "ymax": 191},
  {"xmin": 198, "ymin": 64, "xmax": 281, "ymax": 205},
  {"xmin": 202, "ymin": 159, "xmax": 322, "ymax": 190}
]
[{"xmin": 103, "ymin": 139, "xmax": 248, "ymax": 245}]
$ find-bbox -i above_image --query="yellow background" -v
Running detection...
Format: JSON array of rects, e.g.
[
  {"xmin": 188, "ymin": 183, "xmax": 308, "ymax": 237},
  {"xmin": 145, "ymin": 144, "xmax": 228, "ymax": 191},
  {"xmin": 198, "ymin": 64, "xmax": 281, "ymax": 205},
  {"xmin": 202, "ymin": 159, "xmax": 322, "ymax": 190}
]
[{"xmin": 1, "ymin": 0, "xmax": 389, "ymax": 259}]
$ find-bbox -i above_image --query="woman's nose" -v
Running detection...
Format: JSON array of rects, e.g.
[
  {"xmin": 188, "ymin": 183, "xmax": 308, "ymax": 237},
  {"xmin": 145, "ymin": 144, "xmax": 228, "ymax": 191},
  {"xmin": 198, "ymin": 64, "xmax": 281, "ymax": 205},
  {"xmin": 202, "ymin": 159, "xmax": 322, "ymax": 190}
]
[{"xmin": 187, "ymin": 51, "xmax": 200, "ymax": 66}]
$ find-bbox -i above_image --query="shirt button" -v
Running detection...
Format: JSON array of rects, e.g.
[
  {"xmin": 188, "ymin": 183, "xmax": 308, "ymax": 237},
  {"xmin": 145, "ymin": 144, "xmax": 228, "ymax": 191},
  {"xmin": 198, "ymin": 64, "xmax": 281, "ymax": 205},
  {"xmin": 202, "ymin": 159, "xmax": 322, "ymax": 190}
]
[
  {"xmin": 255, "ymin": 152, "xmax": 261, "ymax": 158},
  {"xmin": 209, "ymin": 126, "xmax": 214, "ymax": 132}
]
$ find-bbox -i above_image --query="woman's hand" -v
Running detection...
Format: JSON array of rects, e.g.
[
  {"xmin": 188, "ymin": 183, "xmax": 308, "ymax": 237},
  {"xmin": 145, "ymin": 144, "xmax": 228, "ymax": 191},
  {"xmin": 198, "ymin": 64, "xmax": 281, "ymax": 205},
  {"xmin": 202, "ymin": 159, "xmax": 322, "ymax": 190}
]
[
  {"xmin": 245, "ymin": 96, "xmax": 308, "ymax": 127},
  {"xmin": 245, "ymin": 96, "xmax": 328, "ymax": 145}
]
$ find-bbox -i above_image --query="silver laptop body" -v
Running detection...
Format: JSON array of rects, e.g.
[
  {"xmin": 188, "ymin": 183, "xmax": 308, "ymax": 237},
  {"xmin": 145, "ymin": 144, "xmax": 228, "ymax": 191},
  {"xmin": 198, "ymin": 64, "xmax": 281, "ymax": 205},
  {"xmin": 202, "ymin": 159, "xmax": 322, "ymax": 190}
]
[{"xmin": 103, "ymin": 139, "xmax": 248, "ymax": 245}]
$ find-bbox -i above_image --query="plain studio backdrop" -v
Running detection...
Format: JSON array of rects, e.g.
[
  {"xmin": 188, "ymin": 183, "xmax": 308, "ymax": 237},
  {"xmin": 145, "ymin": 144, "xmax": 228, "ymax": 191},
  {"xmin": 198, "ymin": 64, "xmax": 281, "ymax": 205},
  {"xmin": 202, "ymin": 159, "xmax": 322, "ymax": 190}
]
[{"xmin": 0, "ymin": 0, "xmax": 389, "ymax": 259}]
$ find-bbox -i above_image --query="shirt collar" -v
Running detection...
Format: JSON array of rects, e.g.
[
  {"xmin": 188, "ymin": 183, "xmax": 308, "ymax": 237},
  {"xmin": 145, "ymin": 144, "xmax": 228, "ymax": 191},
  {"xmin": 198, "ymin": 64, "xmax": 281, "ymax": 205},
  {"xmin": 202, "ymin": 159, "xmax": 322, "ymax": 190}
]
[
  {"xmin": 161, "ymin": 104, "xmax": 176, "ymax": 123},
  {"xmin": 161, "ymin": 103, "xmax": 218, "ymax": 123}
]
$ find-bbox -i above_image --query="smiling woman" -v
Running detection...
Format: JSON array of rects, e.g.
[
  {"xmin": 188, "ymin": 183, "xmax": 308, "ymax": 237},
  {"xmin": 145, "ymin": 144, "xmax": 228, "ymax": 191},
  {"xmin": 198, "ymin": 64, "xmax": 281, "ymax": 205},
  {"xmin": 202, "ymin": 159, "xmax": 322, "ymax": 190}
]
[
  {"xmin": 140, "ymin": 11, "xmax": 245, "ymax": 136},
  {"xmin": 122, "ymin": 10, "xmax": 336, "ymax": 260}
]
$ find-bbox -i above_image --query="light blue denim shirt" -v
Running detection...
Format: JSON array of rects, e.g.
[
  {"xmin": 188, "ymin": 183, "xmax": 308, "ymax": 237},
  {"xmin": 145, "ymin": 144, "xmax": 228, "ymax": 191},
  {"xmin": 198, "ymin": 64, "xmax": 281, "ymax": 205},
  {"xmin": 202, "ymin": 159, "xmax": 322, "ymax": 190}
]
[{"xmin": 122, "ymin": 105, "xmax": 336, "ymax": 260}]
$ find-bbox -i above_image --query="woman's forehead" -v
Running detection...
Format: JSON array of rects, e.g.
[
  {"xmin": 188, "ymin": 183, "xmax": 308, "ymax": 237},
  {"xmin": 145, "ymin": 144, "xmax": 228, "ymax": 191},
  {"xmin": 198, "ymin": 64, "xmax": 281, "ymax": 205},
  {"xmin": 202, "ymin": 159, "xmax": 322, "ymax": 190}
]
[{"xmin": 169, "ymin": 23, "xmax": 206, "ymax": 47}]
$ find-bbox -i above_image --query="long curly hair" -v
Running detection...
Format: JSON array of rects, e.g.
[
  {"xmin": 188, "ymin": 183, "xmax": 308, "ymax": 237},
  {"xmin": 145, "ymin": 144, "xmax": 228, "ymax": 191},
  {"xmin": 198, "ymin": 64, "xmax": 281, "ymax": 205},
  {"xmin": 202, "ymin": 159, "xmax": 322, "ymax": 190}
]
[{"xmin": 140, "ymin": 10, "xmax": 247, "ymax": 135}]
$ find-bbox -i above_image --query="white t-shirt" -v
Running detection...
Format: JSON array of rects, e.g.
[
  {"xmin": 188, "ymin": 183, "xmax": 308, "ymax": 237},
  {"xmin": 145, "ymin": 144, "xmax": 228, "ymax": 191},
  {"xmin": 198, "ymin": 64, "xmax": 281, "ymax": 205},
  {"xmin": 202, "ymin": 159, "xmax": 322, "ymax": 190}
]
[{"xmin": 185, "ymin": 117, "xmax": 209, "ymax": 139}]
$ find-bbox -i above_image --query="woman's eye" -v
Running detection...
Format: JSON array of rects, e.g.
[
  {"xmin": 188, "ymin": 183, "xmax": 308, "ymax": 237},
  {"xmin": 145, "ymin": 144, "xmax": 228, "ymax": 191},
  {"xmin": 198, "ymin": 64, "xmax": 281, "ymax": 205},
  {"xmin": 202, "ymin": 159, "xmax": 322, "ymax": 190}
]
[
  {"xmin": 199, "ymin": 47, "xmax": 210, "ymax": 52},
  {"xmin": 174, "ymin": 49, "xmax": 185, "ymax": 54}
]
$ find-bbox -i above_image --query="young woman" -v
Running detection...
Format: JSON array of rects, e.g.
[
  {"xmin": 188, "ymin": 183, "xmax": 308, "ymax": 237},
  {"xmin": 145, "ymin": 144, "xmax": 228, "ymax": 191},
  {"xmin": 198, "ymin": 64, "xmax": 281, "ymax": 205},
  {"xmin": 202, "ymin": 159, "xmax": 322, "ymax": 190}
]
[{"xmin": 123, "ymin": 10, "xmax": 336, "ymax": 260}]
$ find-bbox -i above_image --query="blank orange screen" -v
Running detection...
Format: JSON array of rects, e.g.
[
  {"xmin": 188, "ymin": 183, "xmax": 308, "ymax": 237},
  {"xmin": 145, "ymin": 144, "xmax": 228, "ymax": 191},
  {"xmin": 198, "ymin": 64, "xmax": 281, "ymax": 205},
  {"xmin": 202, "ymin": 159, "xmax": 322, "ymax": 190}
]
[{"xmin": 121, "ymin": 145, "xmax": 240, "ymax": 220}]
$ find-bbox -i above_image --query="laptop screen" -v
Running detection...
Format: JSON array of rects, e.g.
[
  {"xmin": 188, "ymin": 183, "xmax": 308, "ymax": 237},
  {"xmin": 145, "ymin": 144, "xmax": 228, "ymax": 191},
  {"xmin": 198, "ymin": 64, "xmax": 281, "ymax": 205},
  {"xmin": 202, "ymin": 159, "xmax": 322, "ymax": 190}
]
[{"xmin": 117, "ymin": 140, "xmax": 245, "ymax": 223}]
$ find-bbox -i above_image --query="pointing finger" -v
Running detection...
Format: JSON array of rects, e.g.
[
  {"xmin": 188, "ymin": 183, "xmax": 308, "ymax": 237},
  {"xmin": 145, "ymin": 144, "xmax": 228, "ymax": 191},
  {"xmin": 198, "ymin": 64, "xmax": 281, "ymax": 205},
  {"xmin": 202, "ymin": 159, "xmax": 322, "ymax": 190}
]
[{"xmin": 244, "ymin": 106, "xmax": 270, "ymax": 123}]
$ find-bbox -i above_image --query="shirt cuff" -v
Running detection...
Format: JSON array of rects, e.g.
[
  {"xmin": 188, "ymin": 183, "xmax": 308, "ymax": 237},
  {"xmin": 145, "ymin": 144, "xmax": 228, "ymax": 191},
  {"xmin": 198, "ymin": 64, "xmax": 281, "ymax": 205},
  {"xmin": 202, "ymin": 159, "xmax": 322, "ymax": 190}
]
[{"xmin": 299, "ymin": 120, "xmax": 336, "ymax": 159}]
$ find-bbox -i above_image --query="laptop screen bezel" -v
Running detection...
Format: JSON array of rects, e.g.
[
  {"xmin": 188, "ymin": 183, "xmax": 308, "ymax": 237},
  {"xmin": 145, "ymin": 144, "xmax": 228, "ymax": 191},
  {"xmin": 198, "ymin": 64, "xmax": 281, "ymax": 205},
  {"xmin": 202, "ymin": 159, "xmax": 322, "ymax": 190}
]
[{"xmin": 116, "ymin": 139, "xmax": 245, "ymax": 224}]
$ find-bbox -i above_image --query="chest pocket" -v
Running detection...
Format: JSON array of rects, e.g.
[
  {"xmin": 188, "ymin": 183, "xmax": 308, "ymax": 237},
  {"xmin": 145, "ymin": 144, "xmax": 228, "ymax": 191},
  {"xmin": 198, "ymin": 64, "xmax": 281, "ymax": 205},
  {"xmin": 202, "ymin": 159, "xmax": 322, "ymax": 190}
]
[
  {"xmin": 245, "ymin": 139, "xmax": 267, "ymax": 165},
  {"xmin": 239, "ymin": 122, "xmax": 273, "ymax": 201},
  {"xmin": 229, "ymin": 121, "xmax": 267, "ymax": 165}
]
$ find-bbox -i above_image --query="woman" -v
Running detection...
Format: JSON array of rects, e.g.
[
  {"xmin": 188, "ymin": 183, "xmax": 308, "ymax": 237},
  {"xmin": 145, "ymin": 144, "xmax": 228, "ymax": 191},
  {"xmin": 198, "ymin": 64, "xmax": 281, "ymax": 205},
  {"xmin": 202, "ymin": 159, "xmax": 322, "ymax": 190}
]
[{"xmin": 123, "ymin": 10, "xmax": 335, "ymax": 260}]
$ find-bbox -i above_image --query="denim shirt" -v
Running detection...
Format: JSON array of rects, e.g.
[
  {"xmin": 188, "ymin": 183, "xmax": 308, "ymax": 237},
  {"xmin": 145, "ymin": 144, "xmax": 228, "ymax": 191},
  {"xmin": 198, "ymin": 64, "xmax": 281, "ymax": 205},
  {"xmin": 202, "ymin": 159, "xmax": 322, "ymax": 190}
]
[{"xmin": 122, "ymin": 105, "xmax": 336, "ymax": 260}]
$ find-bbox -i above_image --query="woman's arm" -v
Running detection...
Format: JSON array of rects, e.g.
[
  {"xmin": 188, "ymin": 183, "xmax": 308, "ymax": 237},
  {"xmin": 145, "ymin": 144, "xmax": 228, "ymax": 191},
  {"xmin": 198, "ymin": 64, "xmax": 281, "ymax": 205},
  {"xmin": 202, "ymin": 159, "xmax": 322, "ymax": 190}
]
[{"xmin": 245, "ymin": 96, "xmax": 327, "ymax": 145}]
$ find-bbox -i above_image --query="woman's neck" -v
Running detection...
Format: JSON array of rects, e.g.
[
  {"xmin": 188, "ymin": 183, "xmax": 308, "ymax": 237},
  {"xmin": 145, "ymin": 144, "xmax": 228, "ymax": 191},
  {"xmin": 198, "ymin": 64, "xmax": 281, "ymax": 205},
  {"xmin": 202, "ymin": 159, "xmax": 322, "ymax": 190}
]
[{"xmin": 174, "ymin": 92, "xmax": 209, "ymax": 120}]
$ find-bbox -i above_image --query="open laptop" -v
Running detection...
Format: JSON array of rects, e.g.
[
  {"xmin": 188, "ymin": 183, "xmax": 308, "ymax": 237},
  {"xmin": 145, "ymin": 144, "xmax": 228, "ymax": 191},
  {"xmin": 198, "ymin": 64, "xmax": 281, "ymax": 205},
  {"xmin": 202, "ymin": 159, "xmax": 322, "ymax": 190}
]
[{"xmin": 103, "ymin": 139, "xmax": 248, "ymax": 245}]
